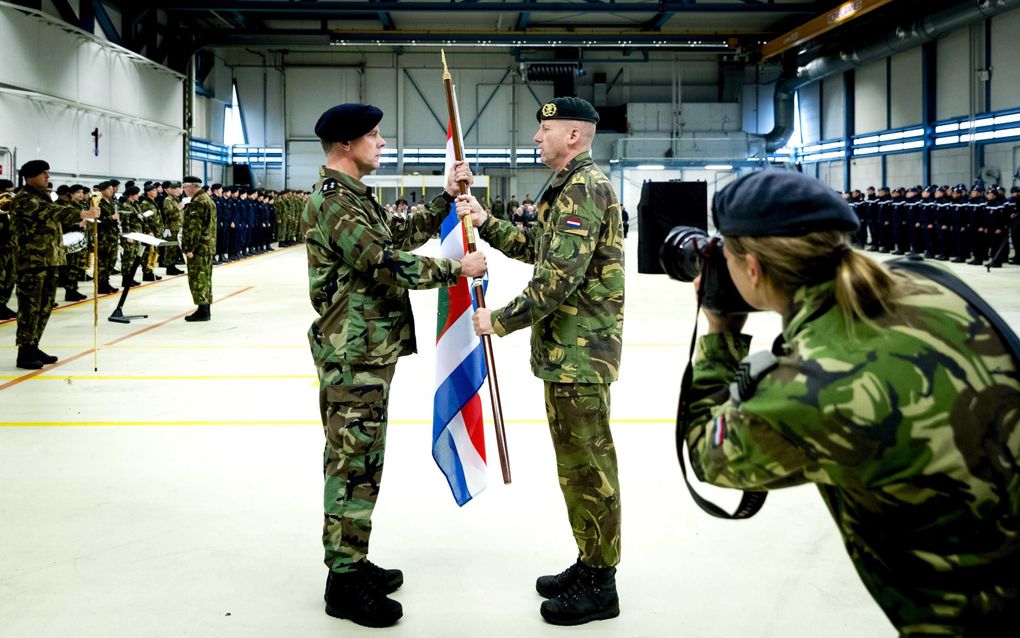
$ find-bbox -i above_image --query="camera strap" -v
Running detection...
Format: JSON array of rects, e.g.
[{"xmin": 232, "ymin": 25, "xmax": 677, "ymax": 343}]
[{"xmin": 674, "ymin": 293, "xmax": 767, "ymax": 520}]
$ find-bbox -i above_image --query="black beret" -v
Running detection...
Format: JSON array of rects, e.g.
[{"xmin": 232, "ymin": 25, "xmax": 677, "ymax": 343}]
[
  {"xmin": 1011, "ymin": 186, "xmax": 1020, "ymax": 194},
  {"xmin": 211, "ymin": 183, "xmax": 222, "ymax": 190},
  {"xmin": 315, "ymin": 103, "xmax": 383, "ymax": 142},
  {"xmin": 108, "ymin": 179, "xmax": 121, "ymax": 186},
  {"xmin": 161, "ymin": 181, "xmax": 171, "ymax": 188},
  {"xmin": 183, "ymin": 175, "xmax": 202, "ymax": 184},
  {"xmin": 96, "ymin": 181, "xmax": 111, "ymax": 190},
  {"xmin": 143, "ymin": 182, "xmax": 158, "ymax": 192},
  {"xmin": 536, "ymin": 97, "xmax": 599, "ymax": 124},
  {"xmin": 124, "ymin": 186, "xmax": 141, "ymax": 196},
  {"xmin": 56, "ymin": 185, "xmax": 71, "ymax": 196},
  {"xmin": 0, "ymin": 179, "xmax": 13, "ymax": 190},
  {"xmin": 712, "ymin": 170, "xmax": 860, "ymax": 237},
  {"xmin": 19, "ymin": 159, "xmax": 49, "ymax": 178},
  {"xmin": 70, "ymin": 184, "xmax": 87, "ymax": 194},
  {"xmin": 168, "ymin": 181, "xmax": 181, "ymax": 188}
]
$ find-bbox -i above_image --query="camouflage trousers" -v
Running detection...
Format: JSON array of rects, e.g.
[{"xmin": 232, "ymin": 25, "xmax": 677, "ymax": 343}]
[
  {"xmin": 98, "ymin": 231, "xmax": 118, "ymax": 283},
  {"xmin": 318, "ymin": 362, "xmax": 396, "ymax": 574},
  {"xmin": 121, "ymin": 243, "xmax": 142, "ymax": 283},
  {"xmin": 186, "ymin": 254, "xmax": 213, "ymax": 304},
  {"xmin": 15, "ymin": 266, "xmax": 58, "ymax": 347},
  {"xmin": 62, "ymin": 249, "xmax": 85, "ymax": 292},
  {"xmin": 0, "ymin": 245, "xmax": 14, "ymax": 305},
  {"xmin": 544, "ymin": 381, "xmax": 621, "ymax": 568}
]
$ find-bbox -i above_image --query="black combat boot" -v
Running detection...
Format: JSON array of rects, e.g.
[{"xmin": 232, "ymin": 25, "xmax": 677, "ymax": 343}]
[
  {"xmin": 324, "ymin": 567, "xmax": 403, "ymax": 628},
  {"xmin": 97, "ymin": 282, "xmax": 119, "ymax": 295},
  {"xmin": 359, "ymin": 559, "xmax": 403, "ymax": 594},
  {"xmin": 64, "ymin": 289, "xmax": 87, "ymax": 302},
  {"xmin": 122, "ymin": 277, "xmax": 140, "ymax": 288},
  {"xmin": 536, "ymin": 559, "xmax": 584, "ymax": 598},
  {"xmin": 32, "ymin": 346, "xmax": 58, "ymax": 364},
  {"xmin": 142, "ymin": 271, "xmax": 162, "ymax": 281},
  {"xmin": 165, "ymin": 265, "xmax": 184, "ymax": 276},
  {"xmin": 16, "ymin": 347, "xmax": 44, "ymax": 370},
  {"xmin": 539, "ymin": 563, "xmax": 619, "ymax": 626},
  {"xmin": 184, "ymin": 304, "xmax": 211, "ymax": 322},
  {"xmin": 0, "ymin": 305, "xmax": 15, "ymax": 320}
]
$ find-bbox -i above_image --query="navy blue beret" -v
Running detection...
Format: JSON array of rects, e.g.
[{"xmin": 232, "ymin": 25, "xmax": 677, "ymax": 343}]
[
  {"xmin": 183, "ymin": 175, "xmax": 202, "ymax": 184},
  {"xmin": 536, "ymin": 97, "xmax": 599, "ymax": 124},
  {"xmin": 712, "ymin": 170, "xmax": 860, "ymax": 237},
  {"xmin": 315, "ymin": 103, "xmax": 383, "ymax": 142}
]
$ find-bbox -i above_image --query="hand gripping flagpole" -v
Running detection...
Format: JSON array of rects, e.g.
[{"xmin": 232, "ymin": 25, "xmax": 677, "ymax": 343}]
[{"xmin": 442, "ymin": 50, "xmax": 511, "ymax": 484}]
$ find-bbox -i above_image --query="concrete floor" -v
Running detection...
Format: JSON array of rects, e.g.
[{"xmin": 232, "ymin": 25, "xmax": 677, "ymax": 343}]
[{"xmin": 2, "ymin": 234, "xmax": 1019, "ymax": 638}]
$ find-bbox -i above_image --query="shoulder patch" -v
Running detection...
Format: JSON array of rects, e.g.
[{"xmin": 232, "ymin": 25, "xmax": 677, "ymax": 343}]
[
  {"xmin": 559, "ymin": 213, "xmax": 589, "ymax": 237},
  {"xmin": 729, "ymin": 350, "xmax": 779, "ymax": 405},
  {"xmin": 321, "ymin": 178, "xmax": 339, "ymax": 195}
]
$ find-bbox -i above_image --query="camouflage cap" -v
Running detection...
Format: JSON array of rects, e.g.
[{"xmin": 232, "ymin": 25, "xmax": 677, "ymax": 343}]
[
  {"xmin": 712, "ymin": 170, "xmax": 859, "ymax": 237},
  {"xmin": 536, "ymin": 97, "xmax": 600, "ymax": 124}
]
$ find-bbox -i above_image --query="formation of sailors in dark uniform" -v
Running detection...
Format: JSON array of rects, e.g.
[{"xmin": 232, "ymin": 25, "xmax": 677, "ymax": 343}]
[
  {"xmin": 208, "ymin": 184, "xmax": 276, "ymax": 263},
  {"xmin": 843, "ymin": 183, "xmax": 1020, "ymax": 267}
]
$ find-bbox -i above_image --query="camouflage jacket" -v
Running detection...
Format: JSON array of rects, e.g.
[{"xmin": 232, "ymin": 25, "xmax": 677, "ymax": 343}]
[
  {"xmin": 162, "ymin": 195, "xmax": 182, "ymax": 231},
  {"xmin": 119, "ymin": 201, "xmax": 143, "ymax": 236},
  {"xmin": 181, "ymin": 191, "xmax": 217, "ymax": 256},
  {"xmin": 10, "ymin": 186, "xmax": 83, "ymax": 268},
  {"xmin": 139, "ymin": 198, "xmax": 164, "ymax": 236},
  {"xmin": 479, "ymin": 152, "xmax": 625, "ymax": 384},
  {"xmin": 98, "ymin": 197, "xmax": 121, "ymax": 240},
  {"xmin": 686, "ymin": 271, "xmax": 1020, "ymax": 634},
  {"xmin": 302, "ymin": 165, "xmax": 462, "ymax": 368}
]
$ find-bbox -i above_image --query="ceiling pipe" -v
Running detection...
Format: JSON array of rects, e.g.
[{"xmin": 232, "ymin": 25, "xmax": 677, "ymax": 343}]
[{"xmin": 764, "ymin": 0, "xmax": 1018, "ymax": 151}]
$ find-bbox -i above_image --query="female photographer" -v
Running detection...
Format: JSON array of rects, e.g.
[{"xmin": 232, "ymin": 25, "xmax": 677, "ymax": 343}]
[{"xmin": 684, "ymin": 170, "xmax": 1019, "ymax": 636}]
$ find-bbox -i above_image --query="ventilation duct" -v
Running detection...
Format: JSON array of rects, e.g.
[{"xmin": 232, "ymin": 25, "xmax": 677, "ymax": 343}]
[
  {"xmin": 524, "ymin": 63, "xmax": 586, "ymax": 82},
  {"xmin": 765, "ymin": 0, "xmax": 1018, "ymax": 151}
]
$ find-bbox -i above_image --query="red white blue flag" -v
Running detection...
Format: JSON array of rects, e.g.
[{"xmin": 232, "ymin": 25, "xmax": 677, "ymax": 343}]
[{"xmin": 433, "ymin": 123, "xmax": 488, "ymax": 505}]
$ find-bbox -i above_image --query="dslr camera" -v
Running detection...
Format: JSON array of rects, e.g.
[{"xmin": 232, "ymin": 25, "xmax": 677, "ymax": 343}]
[{"xmin": 659, "ymin": 226, "xmax": 755, "ymax": 315}]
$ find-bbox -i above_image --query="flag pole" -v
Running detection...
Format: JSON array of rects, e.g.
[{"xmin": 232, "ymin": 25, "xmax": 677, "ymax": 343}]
[{"xmin": 441, "ymin": 50, "xmax": 511, "ymax": 484}]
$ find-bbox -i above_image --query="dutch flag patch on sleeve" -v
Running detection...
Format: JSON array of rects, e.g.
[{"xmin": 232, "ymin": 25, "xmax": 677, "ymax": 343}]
[
  {"xmin": 710, "ymin": 414, "xmax": 727, "ymax": 448},
  {"xmin": 562, "ymin": 215, "xmax": 587, "ymax": 235}
]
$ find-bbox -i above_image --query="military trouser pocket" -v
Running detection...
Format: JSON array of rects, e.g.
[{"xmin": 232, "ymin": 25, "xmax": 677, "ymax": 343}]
[{"xmin": 323, "ymin": 383, "xmax": 388, "ymax": 459}]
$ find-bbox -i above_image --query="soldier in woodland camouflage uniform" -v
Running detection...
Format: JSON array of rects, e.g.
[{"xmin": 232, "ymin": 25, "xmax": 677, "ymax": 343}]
[
  {"xmin": 9, "ymin": 160, "xmax": 99, "ymax": 369},
  {"xmin": 118, "ymin": 186, "xmax": 143, "ymax": 287},
  {"xmin": 466, "ymin": 96, "xmax": 625, "ymax": 627},
  {"xmin": 139, "ymin": 183, "xmax": 164, "ymax": 281},
  {"xmin": 96, "ymin": 181, "xmax": 120, "ymax": 294},
  {"xmin": 180, "ymin": 176, "xmax": 216, "ymax": 322},
  {"xmin": 303, "ymin": 103, "xmax": 485, "ymax": 629},
  {"xmin": 684, "ymin": 170, "xmax": 1019, "ymax": 637},
  {"xmin": 162, "ymin": 181, "xmax": 185, "ymax": 275},
  {"xmin": 0, "ymin": 179, "xmax": 16, "ymax": 320}
]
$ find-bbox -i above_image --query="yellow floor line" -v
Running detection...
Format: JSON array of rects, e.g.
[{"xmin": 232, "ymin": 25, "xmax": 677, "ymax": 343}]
[{"xmin": 0, "ymin": 418, "xmax": 675, "ymax": 427}]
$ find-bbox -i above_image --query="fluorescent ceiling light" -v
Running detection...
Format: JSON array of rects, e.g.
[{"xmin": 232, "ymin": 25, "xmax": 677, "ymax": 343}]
[
  {"xmin": 635, "ymin": 164, "xmax": 665, "ymax": 170},
  {"xmin": 704, "ymin": 164, "xmax": 733, "ymax": 170}
]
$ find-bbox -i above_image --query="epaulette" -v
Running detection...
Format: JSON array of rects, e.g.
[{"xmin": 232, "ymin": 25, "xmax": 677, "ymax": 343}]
[
  {"xmin": 729, "ymin": 350, "xmax": 779, "ymax": 405},
  {"xmin": 321, "ymin": 178, "xmax": 339, "ymax": 196}
]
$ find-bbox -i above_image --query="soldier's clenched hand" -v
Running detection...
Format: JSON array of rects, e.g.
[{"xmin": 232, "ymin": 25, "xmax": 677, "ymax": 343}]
[
  {"xmin": 472, "ymin": 308, "xmax": 494, "ymax": 336},
  {"xmin": 445, "ymin": 161, "xmax": 474, "ymax": 196},
  {"xmin": 456, "ymin": 195, "xmax": 487, "ymax": 228},
  {"xmin": 80, "ymin": 205, "xmax": 100, "ymax": 221},
  {"xmin": 459, "ymin": 250, "xmax": 487, "ymax": 278}
]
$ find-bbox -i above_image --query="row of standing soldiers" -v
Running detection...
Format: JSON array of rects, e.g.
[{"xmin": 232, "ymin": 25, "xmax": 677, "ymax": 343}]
[
  {"xmin": 208, "ymin": 185, "xmax": 308, "ymax": 262},
  {"xmin": 843, "ymin": 184, "xmax": 1020, "ymax": 266}
]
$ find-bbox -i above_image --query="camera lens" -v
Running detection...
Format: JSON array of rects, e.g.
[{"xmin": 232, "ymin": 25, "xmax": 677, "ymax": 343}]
[{"xmin": 659, "ymin": 226, "xmax": 709, "ymax": 282}]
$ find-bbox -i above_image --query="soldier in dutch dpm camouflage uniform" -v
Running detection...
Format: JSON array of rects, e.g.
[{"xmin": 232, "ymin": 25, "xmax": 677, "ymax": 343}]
[
  {"xmin": 1, "ymin": 178, "xmax": 19, "ymax": 320},
  {"xmin": 180, "ymin": 176, "xmax": 217, "ymax": 322},
  {"xmin": 304, "ymin": 104, "xmax": 486, "ymax": 628},
  {"xmin": 465, "ymin": 96, "xmax": 625, "ymax": 627},
  {"xmin": 683, "ymin": 170, "xmax": 1019, "ymax": 636},
  {"xmin": 162, "ymin": 181, "xmax": 185, "ymax": 275},
  {"xmin": 95, "ymin": 181, "xmax": 121, "ymax": 294},
  {"xmin": 9, "ymin": 160, "xmax": 99, "ymax": 369}
]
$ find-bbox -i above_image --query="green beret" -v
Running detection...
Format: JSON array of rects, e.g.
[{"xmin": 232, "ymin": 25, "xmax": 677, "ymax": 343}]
[{"xmin": 536, "ymin": 97, "xmax": 599, "ymax": 124}]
